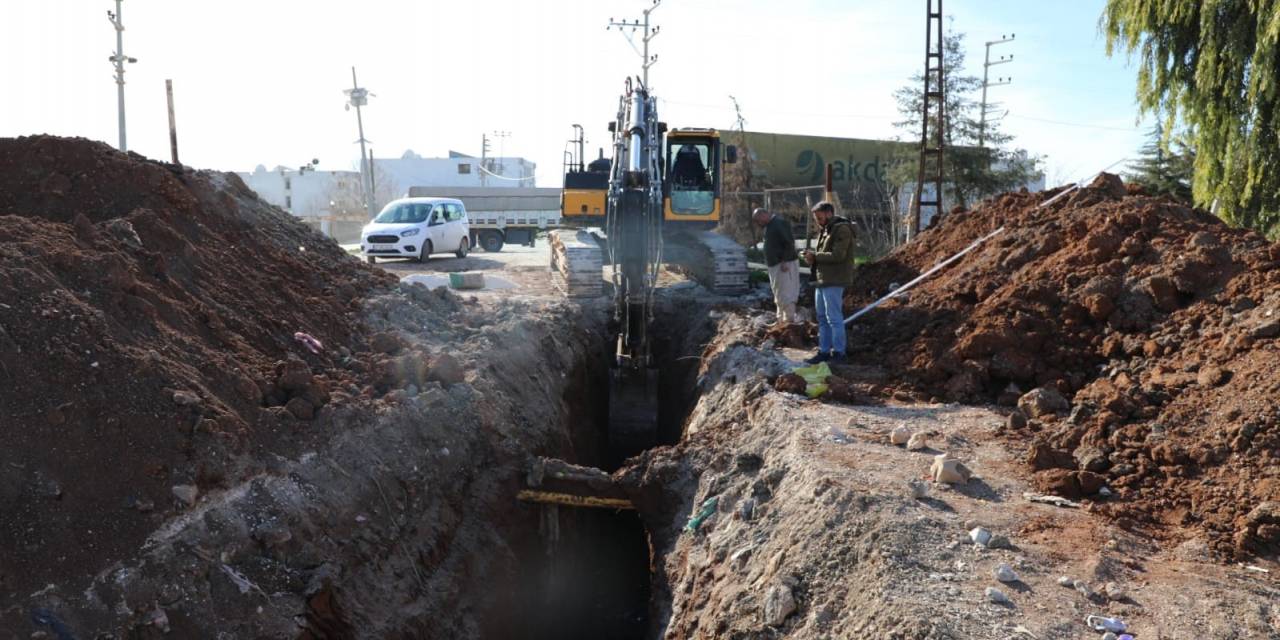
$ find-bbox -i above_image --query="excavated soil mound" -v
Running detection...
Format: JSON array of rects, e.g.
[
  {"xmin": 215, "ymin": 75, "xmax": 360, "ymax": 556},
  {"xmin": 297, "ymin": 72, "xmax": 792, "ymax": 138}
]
[
  {"xmin": 0, "ymin": 136, "xmax": 451, "ymax": 598},
  {"xmin": 839, "ymin": 174, "xmax": 1280, "ymax": 559}
]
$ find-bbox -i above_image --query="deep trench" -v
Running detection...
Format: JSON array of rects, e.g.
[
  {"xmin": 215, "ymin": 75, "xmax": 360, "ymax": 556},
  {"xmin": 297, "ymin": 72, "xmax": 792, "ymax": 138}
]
[{"xmin": 495, "ymin": 301, "xmax": 713, "ymax": 640}]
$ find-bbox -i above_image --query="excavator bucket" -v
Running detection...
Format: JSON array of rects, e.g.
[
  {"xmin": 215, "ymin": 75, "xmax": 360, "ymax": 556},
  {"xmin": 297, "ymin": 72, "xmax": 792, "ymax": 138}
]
[{"xmin": 607, "ymin": 366, "xmax": 659, "ymax": 462}]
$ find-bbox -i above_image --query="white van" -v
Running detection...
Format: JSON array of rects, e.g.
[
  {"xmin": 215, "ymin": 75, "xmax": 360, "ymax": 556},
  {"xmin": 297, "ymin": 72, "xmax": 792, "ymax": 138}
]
[{"xmin": 361, "ymin": 197, "xmax": 471, "ymax": 263}]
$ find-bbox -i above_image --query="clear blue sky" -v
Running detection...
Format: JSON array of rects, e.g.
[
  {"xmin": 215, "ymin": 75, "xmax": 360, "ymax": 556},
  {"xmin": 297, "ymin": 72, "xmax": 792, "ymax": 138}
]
[{"xmin": 1, "ymin": 0, "xmax": 1149, "ymax": 187}]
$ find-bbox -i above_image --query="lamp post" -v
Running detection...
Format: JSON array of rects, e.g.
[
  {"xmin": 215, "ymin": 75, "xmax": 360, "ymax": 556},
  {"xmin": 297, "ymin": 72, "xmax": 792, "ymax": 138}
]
[
  {"xmin": 344, "ymin": 67, "xmax": 376, "ymax": 219},
  {"xmin": 107, "ymin": 0, "xmax": 137, "ymax": 151}
]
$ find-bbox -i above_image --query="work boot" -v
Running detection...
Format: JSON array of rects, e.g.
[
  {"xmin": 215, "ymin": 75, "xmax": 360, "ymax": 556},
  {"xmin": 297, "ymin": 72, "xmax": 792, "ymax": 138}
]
[
  {"xmin": 804, "ymin": 352, "xmax": 830, "ymax": 365},
  {"xmin": 827, "ymin": 352, "xmax": 848, "ymax": 365}
]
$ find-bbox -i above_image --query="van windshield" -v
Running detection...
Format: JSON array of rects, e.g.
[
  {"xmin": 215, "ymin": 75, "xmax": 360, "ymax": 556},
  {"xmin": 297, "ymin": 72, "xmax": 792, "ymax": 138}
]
[{"xmin": 374, "ymin": 202, "xmax": 431, "ymax": 224}]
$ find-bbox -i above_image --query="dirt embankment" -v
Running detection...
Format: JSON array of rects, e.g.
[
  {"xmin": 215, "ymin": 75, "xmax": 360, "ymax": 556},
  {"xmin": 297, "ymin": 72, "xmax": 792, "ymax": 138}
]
[
  {"xmin": 627, "ymin": 314, "xmax": 1280, "ymax": 639},
  {"xmin": 0, "ymin": 136, "xmax": 615, "ymax": 638},
  {"xmin": 814, "ymin": 174, "xmax": 1280, "ymax": 559}
]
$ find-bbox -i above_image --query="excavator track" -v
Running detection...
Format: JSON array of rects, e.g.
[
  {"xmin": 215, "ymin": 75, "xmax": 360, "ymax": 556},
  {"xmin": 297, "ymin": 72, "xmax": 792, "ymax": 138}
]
[
  {"xmin": 548, "ymin": 229, "xmax": 604, "ymax": 297},
  {"xmin": 693, "ymin": 230, "xmax": 750, "ymax": 294}
]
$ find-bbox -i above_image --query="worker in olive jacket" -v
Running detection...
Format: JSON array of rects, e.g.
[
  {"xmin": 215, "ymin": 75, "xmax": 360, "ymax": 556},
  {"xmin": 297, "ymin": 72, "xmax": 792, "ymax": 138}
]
[{"xmin": 802, "ymin": 201, "xmax": 854, "ymax": 364}]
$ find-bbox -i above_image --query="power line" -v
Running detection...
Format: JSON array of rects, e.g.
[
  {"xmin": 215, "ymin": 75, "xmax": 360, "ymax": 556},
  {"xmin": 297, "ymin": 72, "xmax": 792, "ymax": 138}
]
[{"xmin": 1006, "ymin": 114, "xmax": 1140, "ymax": 132}]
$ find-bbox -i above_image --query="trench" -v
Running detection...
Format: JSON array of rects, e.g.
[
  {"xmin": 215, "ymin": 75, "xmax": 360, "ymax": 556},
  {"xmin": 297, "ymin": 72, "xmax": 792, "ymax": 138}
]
[{"xmin": 489, "ymin": 299, "xmax": 714, "ymax": 640}]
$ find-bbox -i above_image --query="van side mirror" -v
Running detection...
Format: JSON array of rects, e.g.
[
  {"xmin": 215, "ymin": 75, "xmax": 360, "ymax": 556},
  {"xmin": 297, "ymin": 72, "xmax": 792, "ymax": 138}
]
[{"xmin": 725, "ymin": 145, "xmax": 738, "ymax": 164}]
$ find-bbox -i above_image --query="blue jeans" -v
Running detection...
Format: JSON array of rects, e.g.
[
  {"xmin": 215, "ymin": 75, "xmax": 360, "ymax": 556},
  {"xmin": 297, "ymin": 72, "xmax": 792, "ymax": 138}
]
[{"xmin": 815, "ymin": 286, "xmax": 846, "ymax": 355}]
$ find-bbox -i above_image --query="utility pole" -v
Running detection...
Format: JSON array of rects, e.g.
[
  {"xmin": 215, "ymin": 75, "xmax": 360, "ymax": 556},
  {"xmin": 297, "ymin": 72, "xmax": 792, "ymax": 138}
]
[
  {"xmin": 978, "ymin": 34, "xmax": 1014, "ymax": 148},
  {"xmin": 480, "ymin": 133, "xmax": 491, "ymax": 187},
  {"xmin": 165, "ymin": 79, "xmax": 179, "ymax": 164},
  {"xmin": 608, "ymin": 0, "xmax": 661, "ymax": 89},
  {"xmin": 492, "ymin": 130, "xmax": 510, "ymax": 177},
  {"xmin": 911, "ymin": 0, "xmax": 945, "ymax": 239},
  {"xmin": 106, "ymin": 0, "xmax": 137, "ymax": 152},
  {"xmin": 343, "ymin": 67, "xmax": 376, "ymax": 219}
]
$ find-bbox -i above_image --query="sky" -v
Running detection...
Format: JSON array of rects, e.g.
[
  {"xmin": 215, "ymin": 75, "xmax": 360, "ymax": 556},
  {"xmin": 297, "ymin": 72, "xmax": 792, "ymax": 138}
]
[{"xmin": 3, "ymin": 0, "xmax": 1151, "ymax": 188}]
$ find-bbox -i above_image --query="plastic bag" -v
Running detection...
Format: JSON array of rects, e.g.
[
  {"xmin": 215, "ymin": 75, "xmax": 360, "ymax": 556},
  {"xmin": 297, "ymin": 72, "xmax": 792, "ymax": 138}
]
[{"xmin": 792, "ymin": 362, "xmax": 832, "ymax": 398}]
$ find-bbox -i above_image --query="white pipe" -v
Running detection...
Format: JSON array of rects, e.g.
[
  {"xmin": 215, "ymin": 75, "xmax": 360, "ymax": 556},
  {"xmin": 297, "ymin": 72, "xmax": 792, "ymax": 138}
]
[{"xmin": 843, "ymin": 226, "xmax": 1005, "ymax": 326}]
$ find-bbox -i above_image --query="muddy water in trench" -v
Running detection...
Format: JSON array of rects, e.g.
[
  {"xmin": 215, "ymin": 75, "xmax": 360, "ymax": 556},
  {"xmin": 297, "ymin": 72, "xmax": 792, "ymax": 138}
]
[{"xmin": 495, "ymin": 304, "xmax": 713, "ymax": 640}]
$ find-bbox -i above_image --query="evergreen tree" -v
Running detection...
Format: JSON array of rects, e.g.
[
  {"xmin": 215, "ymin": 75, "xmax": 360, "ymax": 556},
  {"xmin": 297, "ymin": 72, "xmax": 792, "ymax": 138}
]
[
  {"xmin": 1103, "ymin": 0, "xmax": 1280, "ymax": 236},
  {"xmin": 1126, "ymin": 125, "xmax": 1194, "ymax": 201},
  {"xmin": 891, "ymin": 30, "xmax": 1040, "ymax": 211}
]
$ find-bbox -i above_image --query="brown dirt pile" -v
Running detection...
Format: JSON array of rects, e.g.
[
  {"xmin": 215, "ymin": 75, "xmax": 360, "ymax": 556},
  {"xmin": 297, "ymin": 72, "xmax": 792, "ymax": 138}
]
[
  {"xmin": 839, "ymin": 174, "xmax": 1280, "ymax": 559},
  {"xmin": 0, "ymin": 136, "xmax": 463, "ymax": 599}
]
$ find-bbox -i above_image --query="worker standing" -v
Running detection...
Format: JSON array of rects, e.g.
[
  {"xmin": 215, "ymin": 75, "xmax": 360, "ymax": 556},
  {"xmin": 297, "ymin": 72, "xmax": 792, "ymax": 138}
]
[
  {"xmin": 802, "ymin": 201, "xmax": 854, "ymax": 364},
  {"xmin": 752, "ymin": 207, "xmax": 799, "ymax": 325}
]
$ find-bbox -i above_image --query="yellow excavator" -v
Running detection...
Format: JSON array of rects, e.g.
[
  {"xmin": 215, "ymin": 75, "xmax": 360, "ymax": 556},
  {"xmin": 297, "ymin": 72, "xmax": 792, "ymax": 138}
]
[{"xmin": 549, "ymin": 79, "xmax": 747, "ymax": 460}]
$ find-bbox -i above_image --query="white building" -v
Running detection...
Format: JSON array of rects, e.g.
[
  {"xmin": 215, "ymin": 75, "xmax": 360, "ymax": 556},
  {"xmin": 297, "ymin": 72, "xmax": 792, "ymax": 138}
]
[
  {"xmin": 236, "ymin": 149, "xmax": 538, "ymax": 242},
  {"xmin": 377, "ymin": 150, "xmax": 536, "ymax": 195}
]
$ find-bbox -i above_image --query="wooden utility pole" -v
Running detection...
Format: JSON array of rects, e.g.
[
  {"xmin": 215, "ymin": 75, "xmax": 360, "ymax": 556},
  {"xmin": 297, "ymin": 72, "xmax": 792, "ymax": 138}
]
[
  {"xmin": 911, "ymin": 0, "xmax": 945, "ymax": 239},
  {"xmin": 165, "ymin": 79, "xmax": 179, "ymax": 164}
]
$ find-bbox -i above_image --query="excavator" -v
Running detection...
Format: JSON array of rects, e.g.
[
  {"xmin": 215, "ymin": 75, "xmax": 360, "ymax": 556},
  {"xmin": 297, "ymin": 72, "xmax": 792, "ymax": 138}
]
[{"xmin": 549, "ymin": 79, "xmax": 748, "ymax": 460}]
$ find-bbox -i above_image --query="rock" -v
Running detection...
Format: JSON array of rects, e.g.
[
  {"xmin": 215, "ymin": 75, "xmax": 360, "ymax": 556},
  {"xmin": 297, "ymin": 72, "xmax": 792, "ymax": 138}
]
[
  {"xmin": 763, "ymin": 583, "xmax": 797, "ymax": 626},
  {"xmin": 969, "ymin": 527, "xmax": 992, "ymax": 547},
  {"xmin": 1089, "ymin": 172, "xmax": 1128, "ymax": 198},
  {"xmin": 774, "ymin": 373, "xmax": 806, "ymax": 394},
  {"xmin": 369, "ymin": 331, "xmax": 404, "ymax": 354},
  {"xmin": 988, "ymin": 534, "xmax": 1012, "ymax": 550},
  {"xmin": 1110, "ymin": 463, "xmax": 1137, "ymax": 477},
  {"xmin": 1057, "ymin": 576, "xmax": 1074, "ymax": 587},
  {"xmin": 1006, "ymin": 410, "xmax": 1028, "ymax": 430},
  {"xmin": 1145, "ymin": 275, "xmax": 1180, "ymax": 312},
  {"xmin": 427, "ymin": 354, "xmax": 466, "ymax": 385},
  {"xmin": 1102, "ymin": 633, "xmax": 1118, "ymax": 640},
  {"xmin": 890, "ymin": 424, "xmax": 912, "ymax": 445},
  {"xmin": 1034, "ymin": 468, "xmax": 1082, "ymax": 500},
  {"xmin": 106, "ymin": 218, "xmax": 144, "ymax": 249},
  {"xmin": 985, "ymin": 587, "xmax": 1009, "ymax": 604},
  {"xmin": 1196, "ymin": 365, "xmax": 1229, "ymax": 387},
  {"xmin": 1073, "ymin": 579, "xmax": 1094, "ymax": 598},
  {"xmin": 931, "ymin": 455, "xmax": 972, "ymax": 484},
  {"xmin": 172, "ymin": 484, "xmax": 198, "ymax": 506},
  {"xmin": 1103, "ymin": 581, "xmax": 1126, "ymax": 601},
  {"xmin": 1017, "ymin": 386, "xmax": 1070, "ymax": 418},
  {"xmin": 1077, "ymin": 470, "xmax": 1107, "ymax": 496},
  {"xmin": 906, "ymin": 432, "xmax": 929, "ymax": 451},
  {"xmin": 275, "ymin": 358, "xmax": 313, "ymax": 393},
  {"xmin": 1074, "ymin": 446, "xmax": 1111, "ymax": 472},
  {"xmin": 994, "ymin": 563, "xmax": 1019, "ymax": 583},
  {"xmin": 908, "ymin": 479, "xmax": 929, "ymax": 499},
  {"xmin": 1249, "ymin": 318, "xmax": 1280, "ymax": 339},
  {"xmin": 171, "ymin": 390, "xmax": 201, "ymax": 406},
  {"xmin": 285, "ymin": 396, "xmax": 315, "ymax": 420},
  {"xmin": 1027, "ymin": 442, "xmax": 1076, "ymax": 471}
]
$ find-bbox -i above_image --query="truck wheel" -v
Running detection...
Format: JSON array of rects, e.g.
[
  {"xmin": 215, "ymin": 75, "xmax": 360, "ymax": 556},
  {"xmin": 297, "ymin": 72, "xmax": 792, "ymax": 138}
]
[{"xmin": 480, "ymin": 231, "xmax": 504, "ymax": 253}]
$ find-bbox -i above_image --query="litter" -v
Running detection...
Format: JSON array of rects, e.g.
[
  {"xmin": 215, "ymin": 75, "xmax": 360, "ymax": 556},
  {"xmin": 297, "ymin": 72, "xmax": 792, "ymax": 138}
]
[
  {"xmin": 1024, "ymin": 492, "xmax": 1081, "ymax": 508},
  {"xmin": 684, "ymin": 496, "xmax": 720, "ymax": 533},
  {"xmin": 792, "ymin": 362, "xmax": 832, "ymax": 398},
  {"xmin": 1085, "ymin": 614, "xmax": 1127, "ymax": 633},
  {"xmin": 293, "ymin": 331, "xmax": 324, "ymax": 354}
]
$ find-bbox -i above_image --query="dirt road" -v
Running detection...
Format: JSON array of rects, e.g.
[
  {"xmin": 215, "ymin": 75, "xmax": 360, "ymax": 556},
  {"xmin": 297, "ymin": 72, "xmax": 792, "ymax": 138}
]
[{"xmin": 368, "ymin": 242, "xmax": 560, "ymax": 297}]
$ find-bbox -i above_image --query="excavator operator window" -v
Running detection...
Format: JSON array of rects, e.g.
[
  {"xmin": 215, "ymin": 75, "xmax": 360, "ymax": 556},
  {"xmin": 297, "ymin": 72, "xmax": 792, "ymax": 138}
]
[{"xmin": 668, "ymin": 140, "xmax": 716, "ymax": 215}]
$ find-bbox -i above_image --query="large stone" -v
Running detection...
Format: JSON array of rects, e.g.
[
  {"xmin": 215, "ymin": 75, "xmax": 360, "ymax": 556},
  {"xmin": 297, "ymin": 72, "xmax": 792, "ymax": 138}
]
[
  {"xmin": 1027, "ymin": 442, "xmax": 1075, "ymax": 471},
  {"xmin": 890, "ymin": 425, "xmax": 912, "ymax": 445},
  {"xmin": 1074, "ymin": 446, "xmax": 1111, "ymax": 473},
  {"xmin": 763, "ymin": 584, "xmax": 797, "ymax": 626},
  {"xmin": 285, "ymin": 396, "xmax": 315, "ymax": 420},
  {"xmin": 172, "ymin": 484, "xmax": 199, "ymax": 507},
  {"xmin": 369, "ymin": 331, "xmax": 404, "ymax": 355},
  {"xmin": 930, "ymin": 454, "xmax": 972, "ymax": 484},
  {"xmin": 1017, "ymin": 386, "xmax": 1070, "ymax": 418},
  {"xmin": 906, "ymin": 432, "xmax": 929, "ymax": 451}
]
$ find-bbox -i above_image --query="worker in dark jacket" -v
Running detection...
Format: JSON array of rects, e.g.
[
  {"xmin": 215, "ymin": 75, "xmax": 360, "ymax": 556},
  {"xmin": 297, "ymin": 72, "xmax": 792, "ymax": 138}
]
[
  {"xmin": 753, "ymin": 208, "xmax": 799, "ymax": 324},
  {"xmin": 802, "ymin": 201, "xmax": 854, "ymax": 363}
]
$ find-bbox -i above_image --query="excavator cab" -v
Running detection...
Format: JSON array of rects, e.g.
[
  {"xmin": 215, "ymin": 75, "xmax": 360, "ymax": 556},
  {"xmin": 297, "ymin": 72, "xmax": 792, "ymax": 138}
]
[{"xmin": 664, "ymin": 129, "xmax": 734, "ymax": 223}]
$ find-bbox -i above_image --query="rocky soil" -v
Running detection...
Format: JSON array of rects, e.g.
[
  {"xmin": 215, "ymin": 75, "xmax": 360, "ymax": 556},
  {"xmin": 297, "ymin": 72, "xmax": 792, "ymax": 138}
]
[
  {"xmin": 796, "ymin": 174, "xmax": 1279, "ymax": 560},
  {"xmin": 627, "ymin": 313, "xmax": 1280, "ymax": 639}
]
